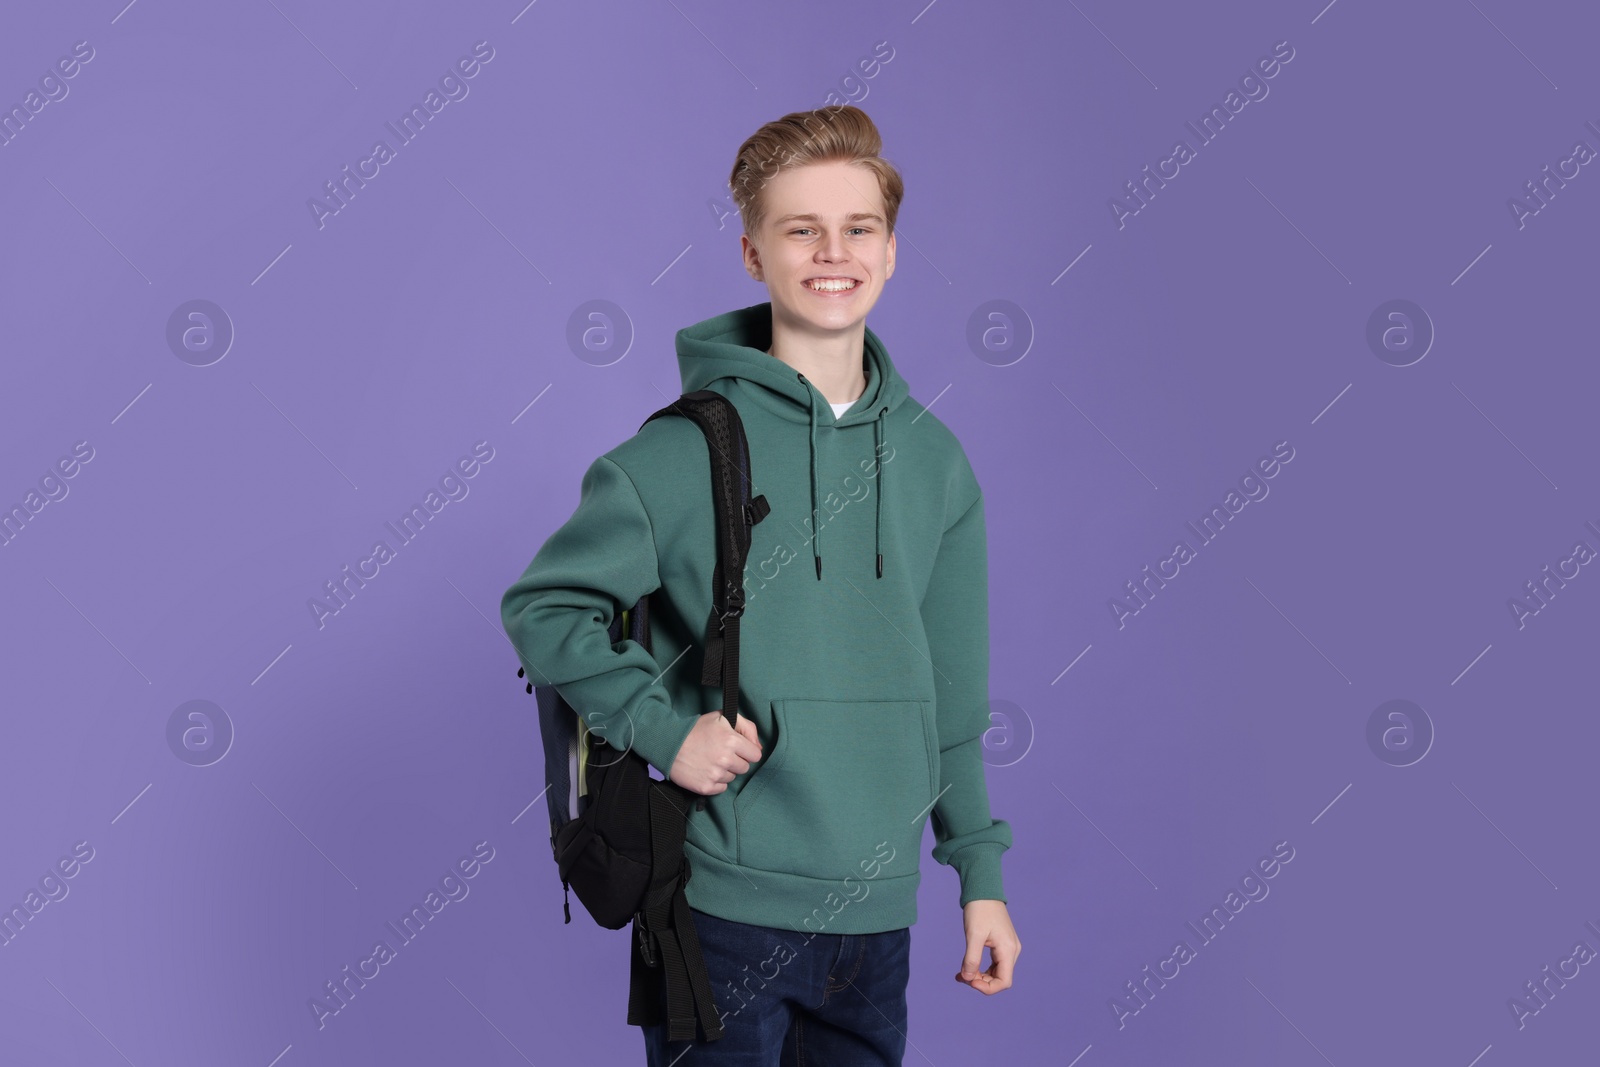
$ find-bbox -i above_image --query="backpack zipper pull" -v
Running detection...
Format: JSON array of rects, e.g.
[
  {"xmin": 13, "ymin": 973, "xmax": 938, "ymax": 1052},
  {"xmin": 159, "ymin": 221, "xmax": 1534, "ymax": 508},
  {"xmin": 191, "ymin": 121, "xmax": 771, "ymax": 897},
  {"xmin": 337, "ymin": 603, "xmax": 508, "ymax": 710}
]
[{"xmin": 562, "ymin": 879, "xmax": 572, "ymax": 924}]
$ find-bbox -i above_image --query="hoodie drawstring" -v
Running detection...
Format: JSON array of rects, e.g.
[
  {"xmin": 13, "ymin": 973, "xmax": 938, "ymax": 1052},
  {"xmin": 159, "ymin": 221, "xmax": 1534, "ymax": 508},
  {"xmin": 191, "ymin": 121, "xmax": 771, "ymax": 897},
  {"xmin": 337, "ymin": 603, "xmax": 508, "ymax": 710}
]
[
  {"xmin": 873, "ymin": 404, "xmax": 886, "ymax": 579},
  {"xmin": 800, "ymin": 375, "xmax": 822, "ymax": 579},
  {"xmin": 795, "ymin": 373, "xmax": 887, "ymax": 581}
]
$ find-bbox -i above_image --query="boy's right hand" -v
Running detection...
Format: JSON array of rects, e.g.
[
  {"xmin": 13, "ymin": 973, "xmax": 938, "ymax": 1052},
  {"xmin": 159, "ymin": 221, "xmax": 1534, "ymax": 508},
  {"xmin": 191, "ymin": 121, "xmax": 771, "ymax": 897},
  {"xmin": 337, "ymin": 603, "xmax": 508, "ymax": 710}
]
[{"xmin": 669, "ymin": 709, "xmax": 762, "ymax": 796}]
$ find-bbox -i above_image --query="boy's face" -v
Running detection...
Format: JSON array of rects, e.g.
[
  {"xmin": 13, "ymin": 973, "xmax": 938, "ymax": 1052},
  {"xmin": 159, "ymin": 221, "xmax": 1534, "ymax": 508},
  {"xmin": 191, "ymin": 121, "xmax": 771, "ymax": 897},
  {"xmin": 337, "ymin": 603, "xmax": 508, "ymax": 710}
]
[{"xmin": 741, "ymin": 159, "xmax": 896, "ymax": 341}]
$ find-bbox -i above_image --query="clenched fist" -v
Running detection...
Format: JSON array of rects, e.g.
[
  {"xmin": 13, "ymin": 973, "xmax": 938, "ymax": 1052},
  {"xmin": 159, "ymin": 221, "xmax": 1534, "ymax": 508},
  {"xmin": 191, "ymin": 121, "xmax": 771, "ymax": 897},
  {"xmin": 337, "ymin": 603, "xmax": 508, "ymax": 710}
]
[{"xmin": 669, "ymin": 709, "xmax": 763, "ymax": 795}]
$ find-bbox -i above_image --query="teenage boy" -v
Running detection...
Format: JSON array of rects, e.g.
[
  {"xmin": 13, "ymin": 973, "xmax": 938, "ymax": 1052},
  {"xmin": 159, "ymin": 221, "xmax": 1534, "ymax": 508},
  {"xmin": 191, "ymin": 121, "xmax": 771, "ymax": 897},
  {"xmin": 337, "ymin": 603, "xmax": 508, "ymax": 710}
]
[{"xmin": 501, "ymin": 104, "xmax": 1020, "ymax": 1065}]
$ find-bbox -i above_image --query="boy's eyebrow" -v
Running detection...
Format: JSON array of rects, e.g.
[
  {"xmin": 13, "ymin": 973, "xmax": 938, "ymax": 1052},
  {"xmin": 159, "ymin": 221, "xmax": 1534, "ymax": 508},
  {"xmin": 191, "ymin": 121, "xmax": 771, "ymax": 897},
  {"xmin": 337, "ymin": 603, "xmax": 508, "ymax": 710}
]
[{"xmin": 772, "ymin": 212, "xmax": 885, "ymax": 226}]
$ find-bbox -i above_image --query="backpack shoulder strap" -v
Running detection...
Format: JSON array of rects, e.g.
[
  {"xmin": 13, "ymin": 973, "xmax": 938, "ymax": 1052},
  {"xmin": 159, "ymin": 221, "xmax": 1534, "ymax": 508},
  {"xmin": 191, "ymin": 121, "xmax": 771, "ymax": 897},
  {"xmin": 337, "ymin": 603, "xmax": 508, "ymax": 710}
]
[
  {"xmin": 640, "ymin": 390, "xmax": 769, "ymax": 731},
  {"xmin": 622, "ymin": 390, "xmax": 769, "ymax": 1043}
]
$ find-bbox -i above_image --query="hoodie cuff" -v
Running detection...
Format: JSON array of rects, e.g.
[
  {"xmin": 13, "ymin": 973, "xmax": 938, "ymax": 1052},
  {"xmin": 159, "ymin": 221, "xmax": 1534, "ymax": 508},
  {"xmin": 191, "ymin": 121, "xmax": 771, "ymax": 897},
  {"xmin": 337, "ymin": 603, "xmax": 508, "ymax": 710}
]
[
  {"xmin": 612, "ymin": 695, "xmax": 700, "ymax": 782},
  {"xmin": 948, "ymin": 841, "xmax": 1008, "ymax": 907}
]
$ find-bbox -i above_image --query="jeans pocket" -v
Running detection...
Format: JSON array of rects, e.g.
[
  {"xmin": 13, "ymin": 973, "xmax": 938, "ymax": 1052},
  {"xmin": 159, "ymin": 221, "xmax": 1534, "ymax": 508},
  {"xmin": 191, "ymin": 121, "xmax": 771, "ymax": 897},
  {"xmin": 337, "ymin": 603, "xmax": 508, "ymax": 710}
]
[{"xmin": 734, "ymin": 697, "xmax": 935, "ymax": 877}]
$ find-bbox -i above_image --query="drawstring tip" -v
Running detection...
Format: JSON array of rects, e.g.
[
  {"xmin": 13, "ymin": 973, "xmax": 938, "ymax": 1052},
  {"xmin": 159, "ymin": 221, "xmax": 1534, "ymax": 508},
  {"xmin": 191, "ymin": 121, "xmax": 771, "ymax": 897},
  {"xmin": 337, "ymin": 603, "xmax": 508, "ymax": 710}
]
[
  {"xmin": 877, "ymin": 553, "xmax": 883, "ymax": 578},
  {"xmin": 814, "ymin": 555, "xmax": 823, "ymax": 580}
]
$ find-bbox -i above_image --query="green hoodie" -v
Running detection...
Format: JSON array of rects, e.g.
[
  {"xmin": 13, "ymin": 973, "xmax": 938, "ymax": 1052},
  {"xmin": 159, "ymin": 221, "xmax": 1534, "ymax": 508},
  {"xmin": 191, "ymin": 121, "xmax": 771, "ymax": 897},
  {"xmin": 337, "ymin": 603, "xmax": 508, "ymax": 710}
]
[{"xmin": 501, "ymin": 302, "xmax": 1012, "ymax": 934}]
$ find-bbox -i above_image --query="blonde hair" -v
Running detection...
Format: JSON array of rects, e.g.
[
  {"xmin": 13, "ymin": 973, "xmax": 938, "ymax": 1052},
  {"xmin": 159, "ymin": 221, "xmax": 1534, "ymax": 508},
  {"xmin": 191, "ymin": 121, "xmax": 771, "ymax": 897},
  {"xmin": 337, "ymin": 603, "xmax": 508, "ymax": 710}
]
[{"xmin": 728, "ymin": 105, "xmax": 904, "ymax": 239}]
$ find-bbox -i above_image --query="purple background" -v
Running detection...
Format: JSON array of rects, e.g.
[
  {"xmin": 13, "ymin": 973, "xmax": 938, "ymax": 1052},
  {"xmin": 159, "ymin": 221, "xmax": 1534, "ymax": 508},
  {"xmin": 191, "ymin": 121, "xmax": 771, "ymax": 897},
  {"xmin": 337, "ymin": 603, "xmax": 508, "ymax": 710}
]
[{"xmin": 3, "ymin": 1, "xmax": 1597, "ymax": 1063}]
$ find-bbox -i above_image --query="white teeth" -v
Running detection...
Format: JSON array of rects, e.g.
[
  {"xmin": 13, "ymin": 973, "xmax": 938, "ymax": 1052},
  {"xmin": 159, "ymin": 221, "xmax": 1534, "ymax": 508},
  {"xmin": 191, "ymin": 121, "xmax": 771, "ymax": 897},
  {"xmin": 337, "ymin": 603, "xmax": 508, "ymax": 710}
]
[{"xmin": 807, "ymin": 279, "xmax": 858, "ymax": 292}]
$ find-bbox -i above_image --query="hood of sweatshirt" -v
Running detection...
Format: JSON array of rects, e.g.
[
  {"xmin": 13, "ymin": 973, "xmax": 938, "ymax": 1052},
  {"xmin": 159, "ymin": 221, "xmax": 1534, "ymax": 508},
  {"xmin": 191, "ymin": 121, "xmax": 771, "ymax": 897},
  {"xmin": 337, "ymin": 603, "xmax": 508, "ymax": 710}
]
[{"xmin": 676, "ymin": 302, "xmax": 912, "ymax": 582}]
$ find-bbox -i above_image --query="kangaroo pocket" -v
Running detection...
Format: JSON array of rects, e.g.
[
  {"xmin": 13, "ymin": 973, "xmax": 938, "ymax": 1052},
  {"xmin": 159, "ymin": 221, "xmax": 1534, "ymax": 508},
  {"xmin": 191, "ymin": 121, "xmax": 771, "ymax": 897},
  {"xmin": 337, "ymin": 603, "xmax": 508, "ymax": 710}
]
[{"xmin": 734, "ymin": 697, "xmax": 937, "ymax": 879}]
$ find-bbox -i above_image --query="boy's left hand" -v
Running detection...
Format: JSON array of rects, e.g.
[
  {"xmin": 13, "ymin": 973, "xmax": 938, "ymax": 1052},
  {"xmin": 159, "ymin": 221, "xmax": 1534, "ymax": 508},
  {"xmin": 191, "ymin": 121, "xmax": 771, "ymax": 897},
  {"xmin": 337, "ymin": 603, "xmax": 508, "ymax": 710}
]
[{"xmin": 956, "ymin": 899, "xmax": 1020, "ymax": 994}]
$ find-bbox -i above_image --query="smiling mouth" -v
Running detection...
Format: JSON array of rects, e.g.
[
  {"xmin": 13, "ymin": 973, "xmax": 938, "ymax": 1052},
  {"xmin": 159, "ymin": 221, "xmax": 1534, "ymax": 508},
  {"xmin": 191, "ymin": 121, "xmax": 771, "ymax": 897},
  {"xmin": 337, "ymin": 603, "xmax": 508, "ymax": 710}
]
[{"xmin": 804, "ymin": 279, "xmax": 860, "ymax": 292}]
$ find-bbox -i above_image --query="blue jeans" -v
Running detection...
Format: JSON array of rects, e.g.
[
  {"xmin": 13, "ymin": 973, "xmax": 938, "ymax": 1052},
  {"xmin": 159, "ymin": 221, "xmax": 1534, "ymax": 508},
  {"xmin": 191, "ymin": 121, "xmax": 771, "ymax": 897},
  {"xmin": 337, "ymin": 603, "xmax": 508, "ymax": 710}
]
[{"xmin": 641, "ymin": 908, "xmax": 911, "ymax": 1066}]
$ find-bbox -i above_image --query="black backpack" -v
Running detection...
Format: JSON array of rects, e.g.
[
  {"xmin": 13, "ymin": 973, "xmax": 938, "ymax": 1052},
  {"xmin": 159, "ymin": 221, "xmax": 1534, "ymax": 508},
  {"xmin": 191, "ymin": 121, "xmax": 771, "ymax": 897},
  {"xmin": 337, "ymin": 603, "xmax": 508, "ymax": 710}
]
[{"xmin": 517, "ymin": 390, "xmax": 770, "ymax": 1043}]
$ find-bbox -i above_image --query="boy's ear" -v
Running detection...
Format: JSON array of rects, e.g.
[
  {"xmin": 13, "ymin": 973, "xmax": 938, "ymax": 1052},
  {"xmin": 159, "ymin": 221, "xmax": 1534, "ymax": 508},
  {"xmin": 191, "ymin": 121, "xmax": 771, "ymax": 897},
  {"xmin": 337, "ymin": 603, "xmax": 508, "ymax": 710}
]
[{"xmin": 741, "ymin": 233, "xmax": 761, "ymax": 280}]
